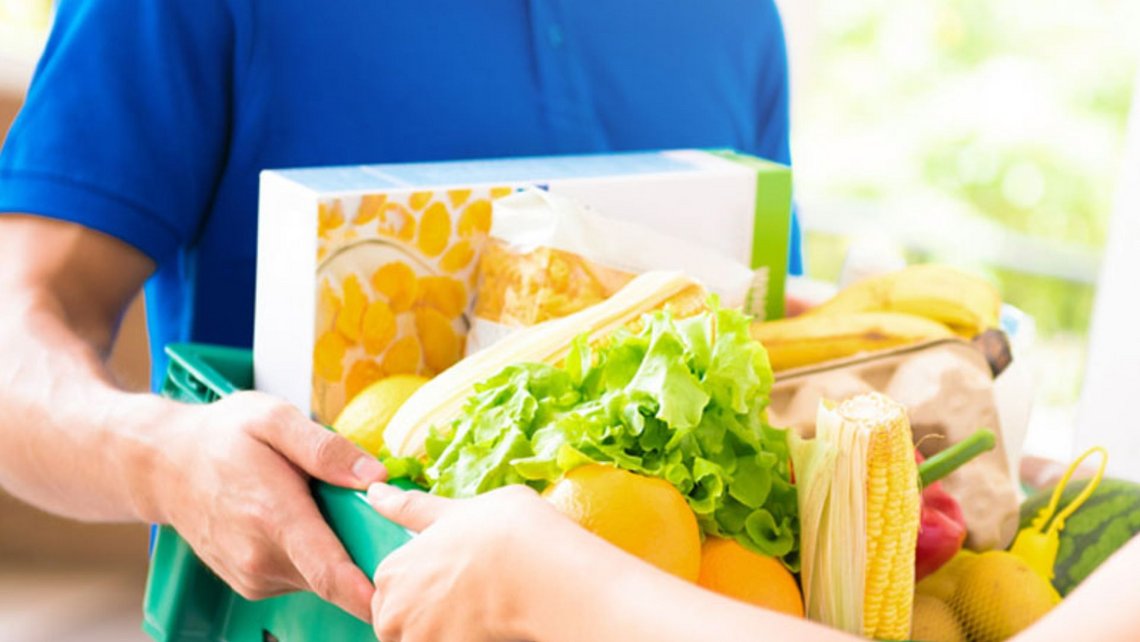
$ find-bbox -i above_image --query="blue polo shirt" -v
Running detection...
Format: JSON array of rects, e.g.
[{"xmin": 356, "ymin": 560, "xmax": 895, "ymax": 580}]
[{"xmin": 0, "ymin": 0, "xmax": 800, "ymax": 389}]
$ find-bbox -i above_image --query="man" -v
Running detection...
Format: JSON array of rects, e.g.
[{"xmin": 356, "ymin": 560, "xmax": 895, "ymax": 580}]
[{"xmin": 0, "ymin": 0, "xmax": 799, "ymax": 621}]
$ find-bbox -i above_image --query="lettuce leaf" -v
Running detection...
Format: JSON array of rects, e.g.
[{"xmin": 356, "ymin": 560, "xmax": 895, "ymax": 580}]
[{"xmin": 410, "ymin": 304, "xmax": 798, "ymax": 567}]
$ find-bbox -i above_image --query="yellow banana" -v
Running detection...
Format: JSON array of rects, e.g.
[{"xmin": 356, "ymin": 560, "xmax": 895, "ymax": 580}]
[
  {"xmin": 810, "ymin": 265, "xmax": 1001, "ymax": 338},
  {"xmin": 751, "ymin": 311, "xmax": 956, "ymax": 372}
]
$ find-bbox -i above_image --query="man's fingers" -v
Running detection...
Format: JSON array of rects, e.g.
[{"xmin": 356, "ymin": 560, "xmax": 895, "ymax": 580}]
[
  {"xmin": 281, "ymin": 496, "xmax": 375, "ymax": 623},
  {"xmin": 250, "ymin": 400, "xmax": 386, "ymax": 489},
  {"xmin": 367, "ymin": 483, "xmax": 450, "ymax": 532}
]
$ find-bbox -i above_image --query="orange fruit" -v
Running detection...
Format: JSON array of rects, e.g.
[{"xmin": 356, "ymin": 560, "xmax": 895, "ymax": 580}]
[
  {"xmin": 543, "ymin": 464, "xmax": 701, "ymax": 582},
  {"xmin": 697, "ymin": 537, "xmax": 804, "ymax": 618}
]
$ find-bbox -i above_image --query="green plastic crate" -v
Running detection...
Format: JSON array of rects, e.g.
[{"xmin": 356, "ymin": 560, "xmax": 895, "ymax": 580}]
[
  {"xmin": 147, "ymin": 343, "xmax": 933, "ymax": 641},
  {"xmin": 144, "ymin": 343, "xmax": 412, "ymax": 642}
]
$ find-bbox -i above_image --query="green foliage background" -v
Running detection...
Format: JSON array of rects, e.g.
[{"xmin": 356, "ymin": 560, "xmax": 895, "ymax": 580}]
[{"xmin": 793, "ymin": 0, "xmax": 1137, "ymax": 408}]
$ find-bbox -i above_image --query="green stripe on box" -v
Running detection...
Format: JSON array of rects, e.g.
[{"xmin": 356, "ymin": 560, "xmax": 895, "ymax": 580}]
[{"xmin": 709, "ymin": 150, "xmax": 793, "ymax": 321}]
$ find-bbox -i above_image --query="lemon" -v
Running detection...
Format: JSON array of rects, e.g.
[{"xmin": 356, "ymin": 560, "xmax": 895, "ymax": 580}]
[
  {"xmin": 911, "ymin": 594, "xmax": 967, "ymax": 642},
  {"xmin": 916, "ymin": 550, "xmax": 978, "ymax": 603},
  {"xmin": 543, "ymin": 464, "xmax": 702, "ymax": 581},
  {"xmin": 950, "ymin": 550, "xmax": 1061, "ymax": 642},
  {"xmin": 332, "ymin": 375, "xmax": 428, "ymax": 457}
]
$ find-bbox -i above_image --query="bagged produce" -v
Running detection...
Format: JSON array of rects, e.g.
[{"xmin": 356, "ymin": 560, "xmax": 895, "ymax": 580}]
[
  {"xmin": 467, "ymin": 188, "xmax": 762, "ymax": 353},
  {"xmin": 768, "ymin": 339, "xmax": 1021, "ymax": 550},
  {"xmin": 947, "ymin": 550, "xmax": 1061, "ymax": 642}
]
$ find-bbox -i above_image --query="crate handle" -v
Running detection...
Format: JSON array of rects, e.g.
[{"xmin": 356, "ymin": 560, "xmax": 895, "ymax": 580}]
[{"xmin": 164, "ymin": 343, "xmax": 243, "ymax": 399}]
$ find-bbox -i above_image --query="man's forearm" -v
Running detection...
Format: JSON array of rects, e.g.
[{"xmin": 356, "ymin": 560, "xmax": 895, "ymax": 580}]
[
  {"xmin": 0, "ymin": 292, "xmax": 172, "ymax": 522},
  {"xmin": 0, "ymin": 217, "xmax": 382, "ymax": 619}
]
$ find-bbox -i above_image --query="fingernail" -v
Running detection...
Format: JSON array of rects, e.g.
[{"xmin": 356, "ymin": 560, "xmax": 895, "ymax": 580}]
[
  {"xmin": 353, "ymin": 457, "xmax": 386, "ymax": 484},
  {"xmin": 371, "ymin": 485, "xmax": 399, "ymax": 504},
  {"xmin": 367, "ymin": 482, "xmax": 398, "ymax": 504}
]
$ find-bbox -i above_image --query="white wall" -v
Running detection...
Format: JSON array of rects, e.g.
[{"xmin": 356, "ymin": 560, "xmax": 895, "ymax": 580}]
[{"xmin": 1075, "ymin": 67, "xmax": 1140, "ymax": 482}]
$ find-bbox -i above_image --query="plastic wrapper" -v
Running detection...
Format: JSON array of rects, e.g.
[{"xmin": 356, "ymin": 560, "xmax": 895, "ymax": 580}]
[{"xmin": 468, "ymin": 188, "xmax": 761, "ymax": 354}]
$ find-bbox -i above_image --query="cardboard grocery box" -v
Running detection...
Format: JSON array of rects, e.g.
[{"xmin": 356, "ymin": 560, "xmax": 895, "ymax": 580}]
[{"xmin": 254, "ymin": 149, "xmax": 792, "ymax": 424}]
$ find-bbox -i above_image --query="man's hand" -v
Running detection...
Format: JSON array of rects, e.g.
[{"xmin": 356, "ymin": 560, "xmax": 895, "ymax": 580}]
[
  {"xmin": 0, "ymin": 216, "xmax": 382, "ymax": 622},
  {"xmin": 150, "ymin": 391, "xmax": 386, "ymax": 621}
]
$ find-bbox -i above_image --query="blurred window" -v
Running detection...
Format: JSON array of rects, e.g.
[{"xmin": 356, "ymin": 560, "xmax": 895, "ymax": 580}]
[
  {"xmin": 0, "ymin": 0, "xmax": 51, "ymax": 112},
  {"xmin": 0, "ymin": 0, "xmax": 52, "ymax": 54},
  {"xmin": 778, "ymin": 0, "xmax": 1138, "ymax": 459}
]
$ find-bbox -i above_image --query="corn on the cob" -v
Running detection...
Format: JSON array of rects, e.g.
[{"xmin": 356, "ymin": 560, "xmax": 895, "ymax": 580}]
[
  {"xmin": 384, "ymin": 270, "xmax": 704, "ymax": 457},
  {"xmin": 792, "ymin": 392, "xmax": 920, "ymax": 641}
]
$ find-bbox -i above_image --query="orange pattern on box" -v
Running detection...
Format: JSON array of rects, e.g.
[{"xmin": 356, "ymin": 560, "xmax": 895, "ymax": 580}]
[{"xmin": 311, "ymin": 187, "xmax": 513, "ymax": 423}]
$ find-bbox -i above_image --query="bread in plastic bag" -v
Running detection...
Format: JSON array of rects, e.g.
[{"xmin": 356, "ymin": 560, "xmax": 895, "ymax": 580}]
[{"xmin": 468, "ymin": 188, "xmax": 761, "ymax": 353}]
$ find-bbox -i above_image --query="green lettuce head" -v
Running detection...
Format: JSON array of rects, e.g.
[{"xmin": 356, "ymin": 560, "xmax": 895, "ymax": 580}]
[{"xmin": 413, "ymin": 303, "xmax": 799, "ymax": 568}]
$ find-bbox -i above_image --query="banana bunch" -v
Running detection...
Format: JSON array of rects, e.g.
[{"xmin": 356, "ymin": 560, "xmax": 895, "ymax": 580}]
[
  {"xmin": 812, "ymin": 264, "xmax": 1001, "ymax": 337},
  {"xmin": 753, "ymin": 265, "xmax": 1001, "ymax": 373}
]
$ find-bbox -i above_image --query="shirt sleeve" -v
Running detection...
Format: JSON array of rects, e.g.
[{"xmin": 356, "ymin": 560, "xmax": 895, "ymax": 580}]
[
  {"xmin": 0, "ymin": 0, "xmax": 234, "ymax": 265},
  {"xmin": 749, "ymin": 1, "xmax": 803, "ymax": 276}
]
